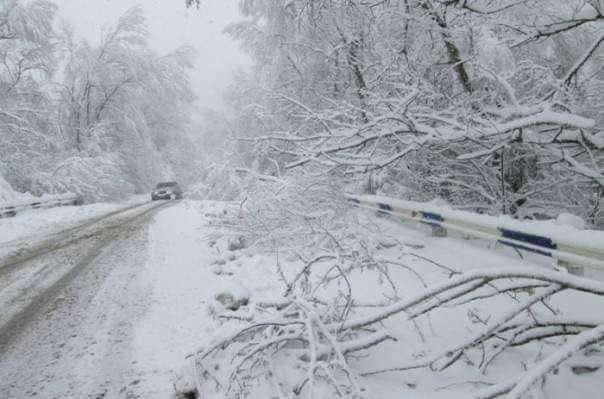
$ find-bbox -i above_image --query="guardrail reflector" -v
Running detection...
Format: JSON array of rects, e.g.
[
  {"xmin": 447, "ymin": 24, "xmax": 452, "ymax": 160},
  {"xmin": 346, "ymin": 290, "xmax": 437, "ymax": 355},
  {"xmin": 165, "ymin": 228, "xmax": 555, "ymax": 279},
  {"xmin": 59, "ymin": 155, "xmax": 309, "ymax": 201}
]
[
  {"xmin": 420, "ymin": 211, "xmax": 444, "ymax": 226},
  {"xmin": 498, "ymin": 228, "xmax": 556, "ymax": 256},
  {"xmin": 378, "ymin": 203, "xmax": 393, "ymax": 213}
]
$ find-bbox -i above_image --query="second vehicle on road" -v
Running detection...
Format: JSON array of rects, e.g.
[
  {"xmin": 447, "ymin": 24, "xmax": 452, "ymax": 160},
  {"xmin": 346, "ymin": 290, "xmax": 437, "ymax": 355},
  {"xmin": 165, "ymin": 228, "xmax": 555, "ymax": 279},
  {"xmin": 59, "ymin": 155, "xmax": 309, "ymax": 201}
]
[{"xmin": 151, "ymin": 182, "xmax": 183, "ymax": 201}]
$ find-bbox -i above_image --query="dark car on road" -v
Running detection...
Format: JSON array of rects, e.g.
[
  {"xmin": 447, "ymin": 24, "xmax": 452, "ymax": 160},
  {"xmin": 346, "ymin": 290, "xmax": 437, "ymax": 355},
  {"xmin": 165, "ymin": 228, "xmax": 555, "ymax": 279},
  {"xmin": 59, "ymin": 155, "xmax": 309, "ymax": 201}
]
[{"xmin": 151, "ymin": 182, "xmax": 183, "ymax": 201}]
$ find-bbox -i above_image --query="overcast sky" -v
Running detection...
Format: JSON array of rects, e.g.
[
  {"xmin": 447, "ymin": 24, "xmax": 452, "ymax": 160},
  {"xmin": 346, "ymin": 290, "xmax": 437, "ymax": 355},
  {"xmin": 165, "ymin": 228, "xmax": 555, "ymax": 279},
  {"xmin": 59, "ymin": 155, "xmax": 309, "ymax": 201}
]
[{"xmin": 56, "ymin": 0, "xmax": 250, "ymax": 110}]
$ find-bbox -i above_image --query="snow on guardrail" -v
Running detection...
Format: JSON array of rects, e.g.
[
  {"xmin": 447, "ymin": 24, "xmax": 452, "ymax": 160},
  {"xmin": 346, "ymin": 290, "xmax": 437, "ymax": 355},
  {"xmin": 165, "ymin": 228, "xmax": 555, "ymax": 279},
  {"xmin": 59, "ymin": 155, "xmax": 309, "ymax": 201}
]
[
  {"xmin": 0, "ymin": 193, "xmax": 83, "ymax": 219},
  {"xmin": 346, "ymin": 194, "xmax": 604, "ymax": 272}
]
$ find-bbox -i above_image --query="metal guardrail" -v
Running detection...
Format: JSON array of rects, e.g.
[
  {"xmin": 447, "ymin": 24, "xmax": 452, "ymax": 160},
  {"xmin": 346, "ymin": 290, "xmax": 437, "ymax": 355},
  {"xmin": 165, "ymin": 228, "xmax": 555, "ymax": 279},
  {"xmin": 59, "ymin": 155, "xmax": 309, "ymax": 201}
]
[
  {"xmin": 0, "ymin": 194, "xmax": 83, "ymax": 219},
  {"xmin": 346, "ymin": 194, "xmax": 604, "ymax": 272}
]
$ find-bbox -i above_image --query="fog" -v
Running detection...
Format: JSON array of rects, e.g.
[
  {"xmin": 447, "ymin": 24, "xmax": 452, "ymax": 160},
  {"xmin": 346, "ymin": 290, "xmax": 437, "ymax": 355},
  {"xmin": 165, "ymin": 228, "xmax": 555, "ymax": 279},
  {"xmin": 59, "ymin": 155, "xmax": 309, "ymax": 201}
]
[
  {"xmin": 56, "ymin": 0, "xmax": 249, "ymax": 110},
  {"xmin": 1, "ymin": 1, "xmax": 603, "ymax": 398}
]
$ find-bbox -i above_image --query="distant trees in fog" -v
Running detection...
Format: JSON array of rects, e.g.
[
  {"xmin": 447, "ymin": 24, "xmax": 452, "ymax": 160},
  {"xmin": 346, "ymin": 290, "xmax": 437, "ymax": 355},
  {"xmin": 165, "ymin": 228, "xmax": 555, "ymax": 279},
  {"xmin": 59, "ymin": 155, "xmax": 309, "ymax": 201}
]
[{"xmin": 1, "ymin": 2, "xmax": 203, "ymax": 201}]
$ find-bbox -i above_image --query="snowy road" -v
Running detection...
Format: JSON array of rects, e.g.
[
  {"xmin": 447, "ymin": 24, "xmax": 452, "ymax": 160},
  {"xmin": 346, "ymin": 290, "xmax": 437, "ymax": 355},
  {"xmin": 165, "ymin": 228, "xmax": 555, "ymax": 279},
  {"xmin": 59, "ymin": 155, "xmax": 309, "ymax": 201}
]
[
  {"xmin": 1, "ymin": 199, "xmax": 602, "ymax": 399},
  {"xmin": 0, "ymin": 200, "xmax": 222, "ymax": 398}
]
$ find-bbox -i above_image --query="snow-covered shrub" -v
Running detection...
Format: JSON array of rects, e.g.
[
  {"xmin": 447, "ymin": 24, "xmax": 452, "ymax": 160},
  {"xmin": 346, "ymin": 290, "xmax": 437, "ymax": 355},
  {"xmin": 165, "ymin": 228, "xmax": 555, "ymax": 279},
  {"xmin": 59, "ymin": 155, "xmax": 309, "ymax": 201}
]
[{"xmin": 32, "ymin": 154, "xmax": 137, "ymax": 202}]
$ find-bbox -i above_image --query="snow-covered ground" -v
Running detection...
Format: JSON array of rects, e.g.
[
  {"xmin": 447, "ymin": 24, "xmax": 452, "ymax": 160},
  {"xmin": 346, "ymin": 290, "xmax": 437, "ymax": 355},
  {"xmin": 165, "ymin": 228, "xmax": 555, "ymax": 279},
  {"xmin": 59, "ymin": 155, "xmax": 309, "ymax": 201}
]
[
  {"xmin": 0, "ymin": 200, "xmax": 602, "ymax": 398},
  {"xmin": 194, "ymin": 204, "xmax": 604, "ymax": 399},
  {"xmin": 344, "ymin": 215, "xmax": 604, "ymax": 398}
]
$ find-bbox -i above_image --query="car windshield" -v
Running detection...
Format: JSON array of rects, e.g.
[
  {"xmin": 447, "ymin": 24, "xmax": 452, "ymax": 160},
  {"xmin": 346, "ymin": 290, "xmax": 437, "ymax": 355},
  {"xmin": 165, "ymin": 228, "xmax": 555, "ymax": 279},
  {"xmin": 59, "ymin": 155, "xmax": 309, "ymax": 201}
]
[{"xmin": 156, "ymin": 182, "xmax": 178, "ymax": 189}]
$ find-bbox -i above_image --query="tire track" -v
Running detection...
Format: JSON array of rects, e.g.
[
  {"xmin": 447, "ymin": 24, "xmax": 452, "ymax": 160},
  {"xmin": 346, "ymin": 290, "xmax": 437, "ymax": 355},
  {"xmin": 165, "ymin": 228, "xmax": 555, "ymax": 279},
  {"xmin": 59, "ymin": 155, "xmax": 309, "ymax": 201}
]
[
  {"xmin": 0, "ymin": 200, "xmax": 176, "ymax": 354},
  {"xmin": 0, "ymin": 200, "xmax": 166, "ymax": 279}
]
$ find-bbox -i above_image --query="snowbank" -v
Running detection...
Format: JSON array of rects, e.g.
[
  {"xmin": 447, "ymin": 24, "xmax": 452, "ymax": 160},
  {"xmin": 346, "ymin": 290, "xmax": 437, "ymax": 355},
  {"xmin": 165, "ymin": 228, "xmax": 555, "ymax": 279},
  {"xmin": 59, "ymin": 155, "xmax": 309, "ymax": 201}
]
[{"xmin": 0, "ymin": 175, "xmax": 34, "ymax": 203}]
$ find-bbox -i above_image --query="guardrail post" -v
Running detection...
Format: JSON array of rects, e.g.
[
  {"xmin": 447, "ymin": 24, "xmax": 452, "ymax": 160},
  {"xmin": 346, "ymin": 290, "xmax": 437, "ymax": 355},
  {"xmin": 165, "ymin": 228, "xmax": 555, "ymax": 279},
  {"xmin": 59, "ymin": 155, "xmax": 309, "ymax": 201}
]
[
  {"xmin": 345, "ymin": 194, "xmax": 604, "ymax": 273},
  {"xmin": 0, "ymin": 194, "xmax": 82, "ymax": 219},
  {"xmin": 431, "ymin": 225, "xmax": 447, "ymax": 237},
  {"xmin": 558, "ymin": 260, "xmax": 584, "ymax": 277}
]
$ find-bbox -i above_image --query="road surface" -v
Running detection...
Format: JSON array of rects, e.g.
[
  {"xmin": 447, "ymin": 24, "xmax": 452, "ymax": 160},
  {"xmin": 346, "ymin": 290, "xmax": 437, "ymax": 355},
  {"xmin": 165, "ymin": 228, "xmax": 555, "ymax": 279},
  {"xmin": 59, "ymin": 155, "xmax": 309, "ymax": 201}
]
[{"xmin": 0, "ymin": 200, "xmax": 219, "ymax": 398}]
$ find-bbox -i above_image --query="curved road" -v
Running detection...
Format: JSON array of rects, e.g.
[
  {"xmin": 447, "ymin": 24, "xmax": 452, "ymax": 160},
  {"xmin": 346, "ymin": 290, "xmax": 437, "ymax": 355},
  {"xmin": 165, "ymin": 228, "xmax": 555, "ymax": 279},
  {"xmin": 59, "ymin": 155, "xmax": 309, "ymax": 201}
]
[{"xmin": 0, "ymin": 200, "xmax": 183, "ymax": 398}]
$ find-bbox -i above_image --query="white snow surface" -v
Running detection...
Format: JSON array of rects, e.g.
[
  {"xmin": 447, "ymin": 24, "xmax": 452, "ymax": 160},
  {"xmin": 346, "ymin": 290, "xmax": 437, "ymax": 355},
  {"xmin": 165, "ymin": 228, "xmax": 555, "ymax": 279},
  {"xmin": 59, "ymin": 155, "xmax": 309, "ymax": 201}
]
[
  {"xmin": 556, "ymin": 212, "xmax": 586, "ymax": 230},
  {"xmin": 125, "ymin": 200, "xmax": 234, "ymax": 396},
  {"xmin": 0, "ymin": 200, "xmax": 283, "ymax": 398},
  {"xmin": 1, "ymin": 200, "xmax": 603, "ymax": 398},
  {"xmin": 194, "ymin": 203, "xmax": 604, "ymax": 398},
  {"xmin": 74, "ymin": 200, "xmax": 283, "ymax": 397}
]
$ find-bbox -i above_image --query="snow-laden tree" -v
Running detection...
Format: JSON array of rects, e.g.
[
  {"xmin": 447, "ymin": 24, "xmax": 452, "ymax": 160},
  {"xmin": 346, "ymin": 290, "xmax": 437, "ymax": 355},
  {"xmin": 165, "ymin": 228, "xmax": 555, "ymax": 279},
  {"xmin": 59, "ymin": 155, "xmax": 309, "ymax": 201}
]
[
  {"xmin": 1, "ymin": 3, "xmax": 203, "ymax": 201},
  {"xmin": 0, "ymin": 0, "xmax": 58, "ymax": 193},
  {"xmin": 219, "ymin": 0, "xmax": 603, "ymax": 225},
  {"xmin": 181, "ymin": 1, "xmax": 604, "ymax": 398},
  {"xmin": 48, "ymin": 6, "xmax": 200, "ymax": 200}
]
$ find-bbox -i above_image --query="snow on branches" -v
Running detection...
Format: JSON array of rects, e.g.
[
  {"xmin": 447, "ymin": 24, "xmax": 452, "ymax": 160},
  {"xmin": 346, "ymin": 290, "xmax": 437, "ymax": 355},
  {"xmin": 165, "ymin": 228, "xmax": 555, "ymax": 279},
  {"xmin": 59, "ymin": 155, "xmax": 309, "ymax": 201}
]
[
  {"xmin": 225, "ymin": 0, "xmax": 604, "ymax": 225},
  {"xmin": 196, "ymin": 247, "xmax": 604, "ymax": 397},
  {"xmin": 194, "ymin": 175, "xmax": 604, "ymax": 398},
  {"xmin": 1, "ymin": 4, "xmax": 202, "ymax": 200}
]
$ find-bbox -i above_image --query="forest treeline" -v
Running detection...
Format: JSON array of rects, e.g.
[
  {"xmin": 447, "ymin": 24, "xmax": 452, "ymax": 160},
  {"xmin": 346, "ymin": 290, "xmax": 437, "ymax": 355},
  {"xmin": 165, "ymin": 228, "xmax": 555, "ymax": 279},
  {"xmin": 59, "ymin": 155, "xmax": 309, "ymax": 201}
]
[
  {"xmin": 1, "ymin": 2, "xmax": 202, "ymax": 201},
  {"xmin": 4, "ymin": 0, "xmax": 603, "ymax": 224},
  {"xmin": 206, "ymin": 0, "xmax": 603, "ymax": 226}
]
